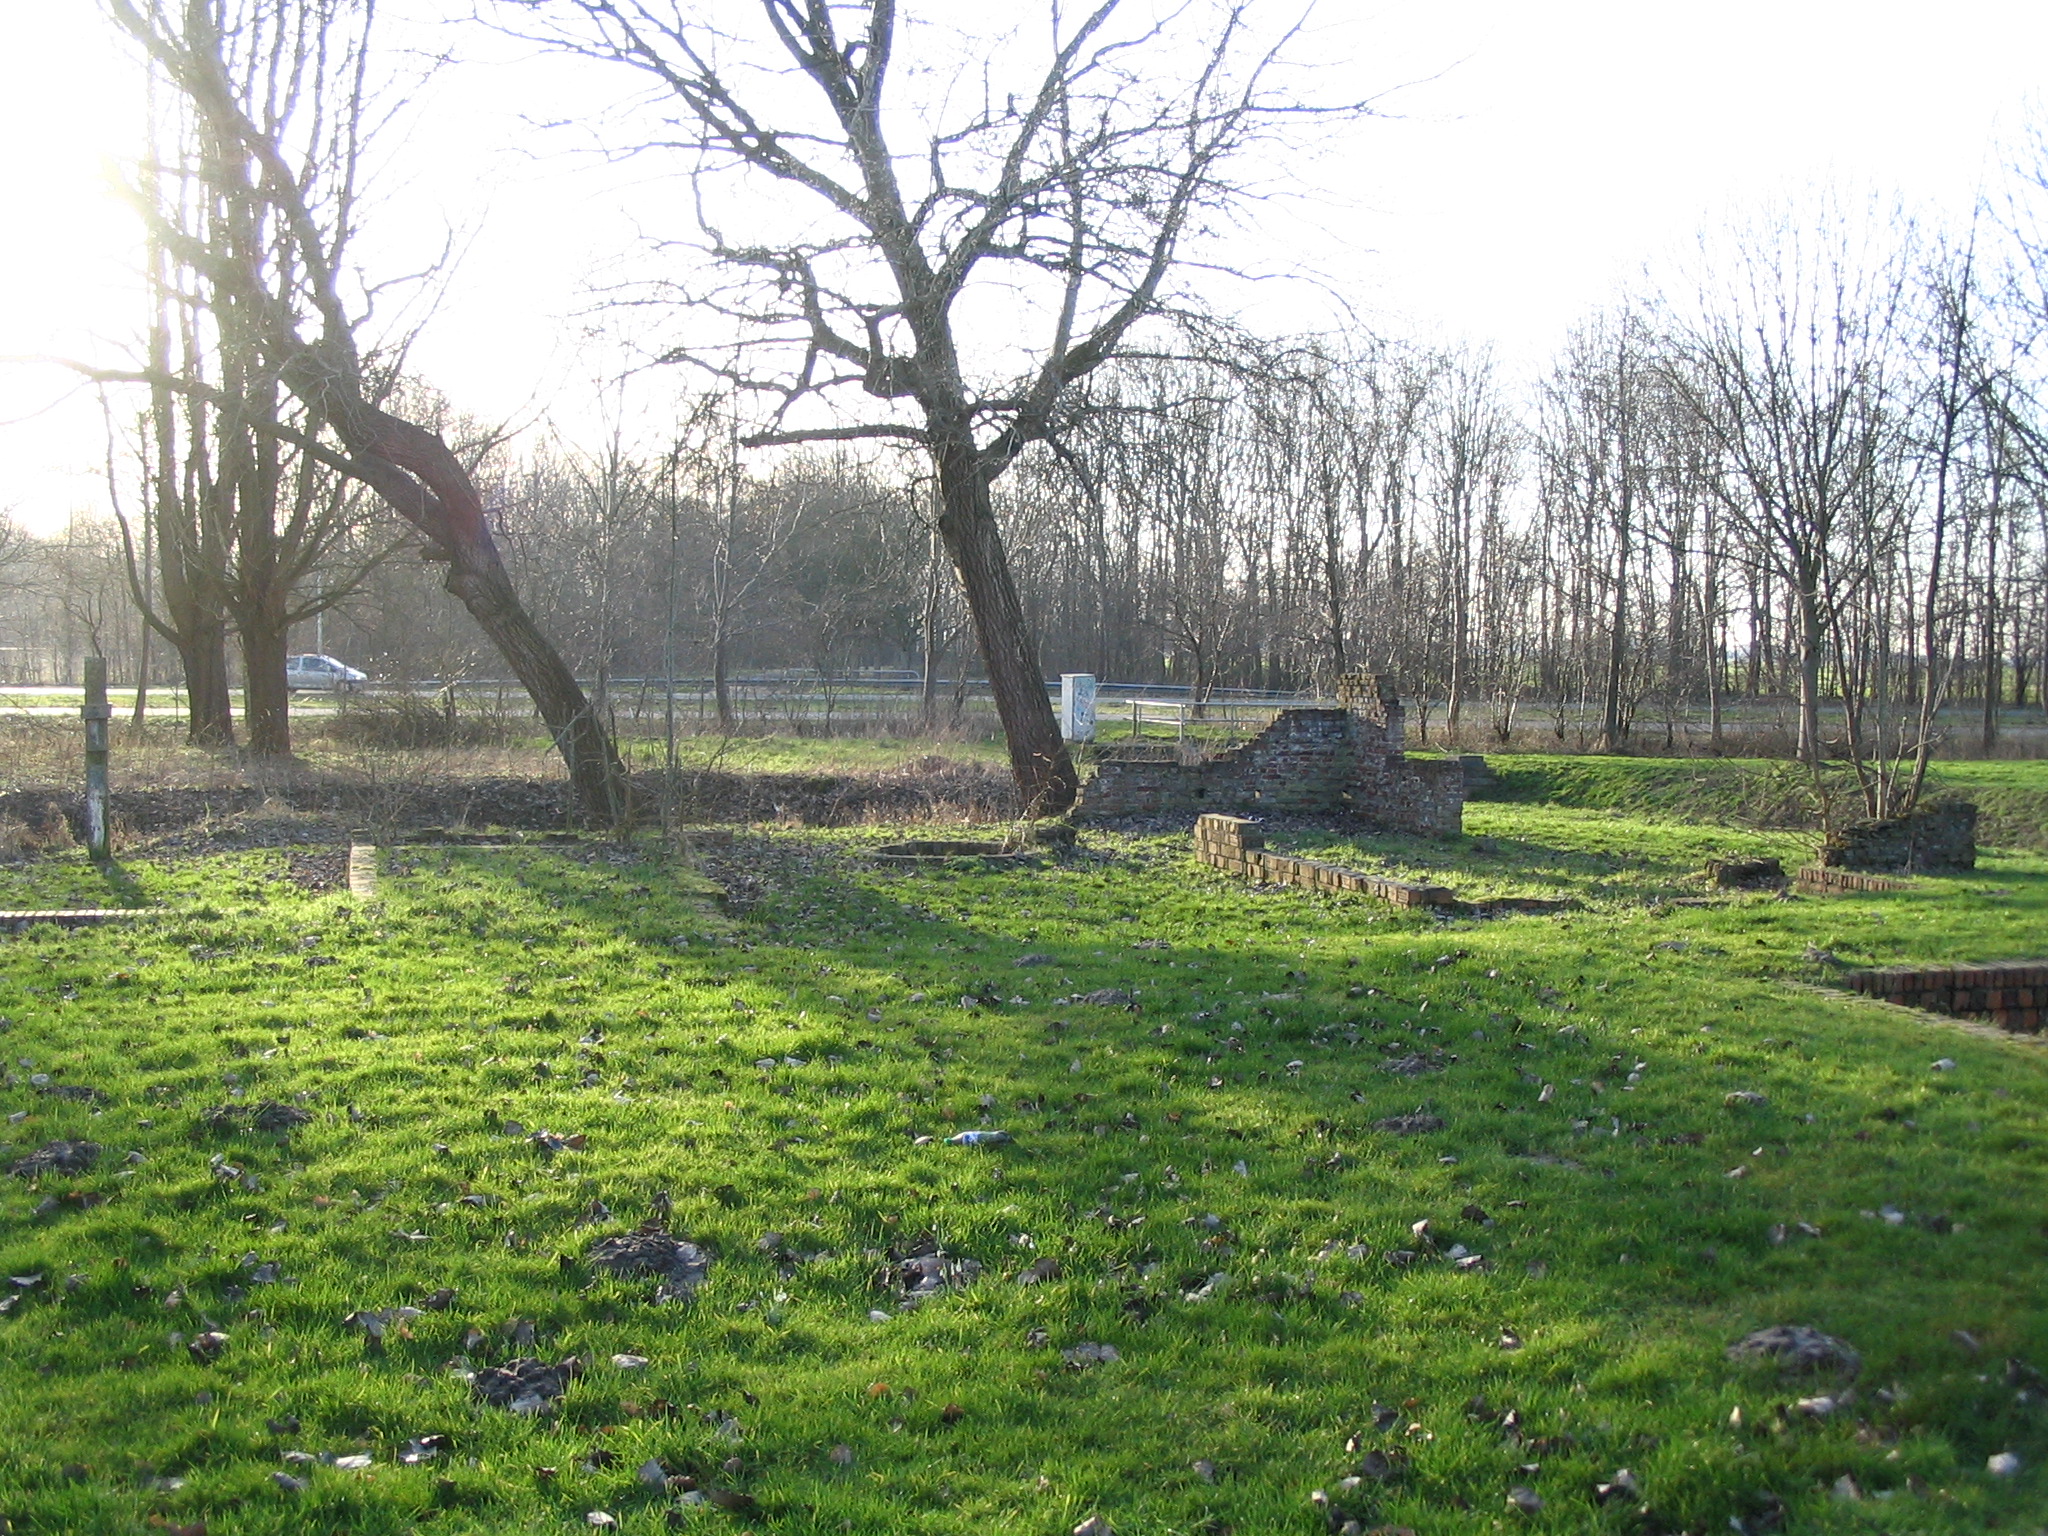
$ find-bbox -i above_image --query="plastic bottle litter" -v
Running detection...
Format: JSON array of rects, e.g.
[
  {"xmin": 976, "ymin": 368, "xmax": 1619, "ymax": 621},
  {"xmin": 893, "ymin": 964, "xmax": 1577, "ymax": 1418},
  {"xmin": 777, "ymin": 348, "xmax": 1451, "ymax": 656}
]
[{"xmin": 945, "ymin": 1130, "xmax": 1014, "ymax": 1146}]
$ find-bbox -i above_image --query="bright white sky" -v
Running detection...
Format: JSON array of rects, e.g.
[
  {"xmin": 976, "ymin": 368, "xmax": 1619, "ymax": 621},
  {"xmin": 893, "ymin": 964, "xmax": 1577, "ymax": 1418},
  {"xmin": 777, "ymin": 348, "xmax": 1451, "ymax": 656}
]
[{"xmin": 2, "ymin": 0, "xmax": 2043, "ymax": 535}]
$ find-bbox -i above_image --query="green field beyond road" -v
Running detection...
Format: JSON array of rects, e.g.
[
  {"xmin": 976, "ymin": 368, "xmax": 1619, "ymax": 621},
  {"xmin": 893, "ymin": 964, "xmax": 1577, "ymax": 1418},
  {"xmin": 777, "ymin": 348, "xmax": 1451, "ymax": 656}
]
[{"xmin": 0, "ymin": 781, "xmax": 2044, "ymax": 1533}]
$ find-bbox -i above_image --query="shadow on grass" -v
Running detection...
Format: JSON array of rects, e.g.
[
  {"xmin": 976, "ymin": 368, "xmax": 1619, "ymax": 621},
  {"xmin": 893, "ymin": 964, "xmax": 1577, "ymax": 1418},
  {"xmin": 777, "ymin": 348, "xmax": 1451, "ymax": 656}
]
[
  {"xmin": 238, "ymin": 826, "xmax": 2048, "ymax": 1534},
  {"xmin": 94, "ymin": 857, "xmax": 149, "ymax": 908}
]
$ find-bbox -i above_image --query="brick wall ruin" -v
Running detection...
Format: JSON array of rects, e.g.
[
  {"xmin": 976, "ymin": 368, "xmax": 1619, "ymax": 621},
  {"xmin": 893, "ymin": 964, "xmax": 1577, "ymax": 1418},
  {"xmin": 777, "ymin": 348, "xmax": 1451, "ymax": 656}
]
[
  {"xmin": 1846, "ymin": 962, "xmax": 2048, "ymax": 1032},
  {"xmin": 1193, "ymin": 815, "xmax": 1456, "ymax": 908},
  {"xmin": 1075, "ymin": 673, "xmax": 1464, "ymax": 834},
  {"xmin": 1822, "ymin": 802, "xmax": 1977, "ymax": 874}
]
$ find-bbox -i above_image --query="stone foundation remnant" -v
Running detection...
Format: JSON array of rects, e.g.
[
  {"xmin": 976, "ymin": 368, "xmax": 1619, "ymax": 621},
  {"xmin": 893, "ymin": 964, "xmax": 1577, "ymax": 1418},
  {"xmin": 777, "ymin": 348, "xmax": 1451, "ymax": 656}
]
[
  {"xmin": 1075, "ymin": 671, "xmax": 1464, "ymax": 832},
  {"xmin": 1845, "ymin": 961, "xmax": 2048, "ymax": 1033},
  {"xmin": 1194, "ymin": 814, "xmax": 1457, "ymax": 909},
  {"xmin": 1821, "ymin": 801, "xmax": 1976, "ymax": 874}
]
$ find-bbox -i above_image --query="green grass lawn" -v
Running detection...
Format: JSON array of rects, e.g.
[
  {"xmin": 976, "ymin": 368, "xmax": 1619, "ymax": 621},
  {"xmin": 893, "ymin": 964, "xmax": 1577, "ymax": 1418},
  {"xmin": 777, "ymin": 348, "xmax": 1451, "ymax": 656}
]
[
  {"xmin": 1478, "ymin": 754, "xmax": 2048, "ymax": 853},
  {"xmin": 0, "ymin": 803, "xmax": 2045, "ymax": 1535},
  {"xmin": 614, "ymin": 733, "xmax": 1009, "ymax": 775}
]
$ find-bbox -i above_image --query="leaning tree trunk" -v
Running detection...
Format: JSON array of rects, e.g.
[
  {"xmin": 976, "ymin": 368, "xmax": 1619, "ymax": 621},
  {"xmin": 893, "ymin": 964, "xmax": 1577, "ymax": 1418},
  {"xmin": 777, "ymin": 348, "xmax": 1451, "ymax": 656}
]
[
  {"xmin": 445, "ymin": 555, "xmax": 625, "ymax": 819},
  {"xmin": 282, "ymin": 352, "xmax": 630, "ymax": 825},
  {"xmin": 933, "ymin": 441, "xmax": 1076, "ymax": 816}
]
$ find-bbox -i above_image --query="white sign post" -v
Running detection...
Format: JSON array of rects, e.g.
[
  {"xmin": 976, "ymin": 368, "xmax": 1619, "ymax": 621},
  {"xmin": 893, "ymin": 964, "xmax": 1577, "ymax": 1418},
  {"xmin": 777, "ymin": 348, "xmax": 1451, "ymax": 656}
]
[{"xmin": 1059, "ymin": 673, "xmax": 1097, "ymax": 742}]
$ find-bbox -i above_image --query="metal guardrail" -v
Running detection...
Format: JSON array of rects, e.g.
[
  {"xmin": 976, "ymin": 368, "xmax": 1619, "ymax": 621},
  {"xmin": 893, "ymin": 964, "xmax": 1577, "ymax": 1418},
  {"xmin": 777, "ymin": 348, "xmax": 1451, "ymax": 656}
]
[
  {"xmin": 1110, "ymin": 698, "xmax": 1301, "ymax": 740},
  {"xmin": 347, "ymin": 675, "xmax": 1319, "ymax": 738}
]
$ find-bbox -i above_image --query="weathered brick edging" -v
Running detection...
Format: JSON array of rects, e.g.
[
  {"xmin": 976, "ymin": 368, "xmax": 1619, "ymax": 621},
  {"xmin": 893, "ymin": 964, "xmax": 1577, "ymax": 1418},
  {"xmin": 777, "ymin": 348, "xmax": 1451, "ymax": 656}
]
[
  {"xmin": 1796, "ymin": 865, "xmax": 1914, "ymax": 895},
  {"xmin": 1845, "ymin": 962, "xmax": 2048, "ymax": 1032},
  {"xmin": 0, "ymin": 909, "xmax": 153, "ymax": 932},
  {"xmin": 1195, "ymin": 814, "xmax": 1456, "ymax": 909}
]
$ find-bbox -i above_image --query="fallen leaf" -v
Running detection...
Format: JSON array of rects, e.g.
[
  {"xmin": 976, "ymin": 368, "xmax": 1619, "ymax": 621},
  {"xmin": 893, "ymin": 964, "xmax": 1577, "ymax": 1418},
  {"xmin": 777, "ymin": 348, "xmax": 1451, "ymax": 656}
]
[{"xmin": 1061, "ymin": 1341, "xmax": 1120, "ymax": 1368}]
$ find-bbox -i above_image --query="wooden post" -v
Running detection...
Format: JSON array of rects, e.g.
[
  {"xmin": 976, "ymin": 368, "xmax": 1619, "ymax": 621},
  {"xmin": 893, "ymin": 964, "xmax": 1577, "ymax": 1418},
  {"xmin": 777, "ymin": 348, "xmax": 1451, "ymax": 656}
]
[{"xmin": 82, "ymin": 658, "xmax": 111, "ymax": 862}]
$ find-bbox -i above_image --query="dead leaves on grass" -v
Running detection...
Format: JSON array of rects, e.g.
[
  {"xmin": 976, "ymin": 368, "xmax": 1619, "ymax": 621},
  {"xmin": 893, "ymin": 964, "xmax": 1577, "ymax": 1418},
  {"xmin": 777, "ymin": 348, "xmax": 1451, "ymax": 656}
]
[
  {"xmin": 200, "ymin": 1101, "xmax": 312, "ymax": 1136},
  {"xmin": 585, "ymin": 1225, "xmax": 713, "ymax": 1303},
  {"xmin": 471, "ymin": 1356, "xmax": 583, "ymax": 1414},
  {"xmin": 7, "ymin": 1139, "xmax": 99, "ymax": 1177}
]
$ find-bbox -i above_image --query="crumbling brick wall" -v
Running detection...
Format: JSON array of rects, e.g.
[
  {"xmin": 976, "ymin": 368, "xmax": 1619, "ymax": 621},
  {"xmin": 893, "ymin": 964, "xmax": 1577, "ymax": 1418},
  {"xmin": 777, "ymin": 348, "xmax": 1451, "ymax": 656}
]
[
  {"xmin": 1822, "ymin": 802, "xmax": 1977, "ymax": 874},
  {"xmin": 1076, "ymin": 672, "xmax": 1463, "ymax": 834}
]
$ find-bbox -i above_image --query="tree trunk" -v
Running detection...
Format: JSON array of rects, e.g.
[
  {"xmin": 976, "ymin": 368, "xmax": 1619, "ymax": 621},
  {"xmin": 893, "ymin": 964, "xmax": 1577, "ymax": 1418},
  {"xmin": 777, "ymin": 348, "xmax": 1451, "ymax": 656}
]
[
  {"xmin": 1982, "ymin": 511, "xmax": 2001, "ymax": 753},
  {"xmin": 447, "ymin": 556, "xmax": 628, "ymax": 824},
  {"xmin": 1599, "ymin": 569, "xmax": 1628, "ymax": 753},
  {"xmin": 240, "ymin": 602, "xmax": 293, "ymax": 758},
  {"xmin": 934, "ymin": 441, "xmax": 1076, "ymax": 815},
  {"xmin": 177, "ymin": 620, "xmax": 236, "ymax": 747},
  {"xmin": 920, "ymin": 522, "xmax": 943, "ymax": 729},
  {"xmin": 285, "ymin": 356, "xmax": 630, "ymax": 824},
  {"xmin": 712, "ymin": 626, "xmax": 735, "ymax": 732},
  {"xmin": 130, "ymin": 601, "xmax": 153, "ymax": 743},
  {"xmin": 1796, "ymin": 583, "xmax": 1824, "ymax": 763}
]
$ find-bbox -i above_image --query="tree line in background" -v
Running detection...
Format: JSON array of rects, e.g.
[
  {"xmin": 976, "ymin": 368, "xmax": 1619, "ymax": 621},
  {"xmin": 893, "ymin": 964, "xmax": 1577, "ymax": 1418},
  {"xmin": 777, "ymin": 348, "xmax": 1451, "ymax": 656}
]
[
  {"xmin": 12, "ymin": 206, "xmax": 2047, "ymax": 773},
  {"xmin": 3, "ymin": 3, "xmax": 2046, "ymax": 825}
]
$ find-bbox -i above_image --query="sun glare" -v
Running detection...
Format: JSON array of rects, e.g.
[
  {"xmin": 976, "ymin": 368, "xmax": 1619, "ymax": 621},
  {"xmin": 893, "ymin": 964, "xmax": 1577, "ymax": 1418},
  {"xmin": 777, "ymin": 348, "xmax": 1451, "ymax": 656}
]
[{"xmin": 0, "ymin": 8, "xmax": 150, "ymax": 535}]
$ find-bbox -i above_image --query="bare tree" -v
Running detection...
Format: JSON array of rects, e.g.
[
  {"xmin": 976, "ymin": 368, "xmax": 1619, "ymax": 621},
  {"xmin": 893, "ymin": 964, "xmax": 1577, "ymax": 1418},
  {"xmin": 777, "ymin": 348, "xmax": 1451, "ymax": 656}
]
[
  {"xmin": 1660, "ymin": 210, "xmax": 1913, "ymax": 765},
  {"xmin": 1540, "ymin": 309, "xmax": 1660, "ymax": 751},
  {"xmin": 102, "ymin": 0, "xmax": 629, "ymax": 817},
  {"xmin": 499, "ymin": 0, "xmax": 1344, "ymax": 812},
  {"xmin": 1423, "ymin": 348, "xmax": 1520, "ymax": 742}
]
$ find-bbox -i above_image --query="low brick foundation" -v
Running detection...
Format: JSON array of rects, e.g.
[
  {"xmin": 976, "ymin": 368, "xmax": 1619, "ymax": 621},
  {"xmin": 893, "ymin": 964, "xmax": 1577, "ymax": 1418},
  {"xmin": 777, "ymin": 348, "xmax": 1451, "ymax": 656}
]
[
  {"xmin": 0, "ymin": 909, "xmax": 152, "ymax": 932},
  {"xmin": 1845, "ymin": 961, "xmax": 2048, "ymax": 1033},
  {"xmin": 1795, "ymin": 865, "xmax": 1914, "ymax": 895},
  {"xmin": 1194, "ymin": 814, "xmax": 1456, "ymax": 909}
]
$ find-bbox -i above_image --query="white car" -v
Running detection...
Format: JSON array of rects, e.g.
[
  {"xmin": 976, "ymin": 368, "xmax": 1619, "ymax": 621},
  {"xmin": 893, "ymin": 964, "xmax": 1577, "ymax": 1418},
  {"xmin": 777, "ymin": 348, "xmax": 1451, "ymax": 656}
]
[{"xmin": 285, "ymin": 653, "xmax": 368, "ymax": 693}]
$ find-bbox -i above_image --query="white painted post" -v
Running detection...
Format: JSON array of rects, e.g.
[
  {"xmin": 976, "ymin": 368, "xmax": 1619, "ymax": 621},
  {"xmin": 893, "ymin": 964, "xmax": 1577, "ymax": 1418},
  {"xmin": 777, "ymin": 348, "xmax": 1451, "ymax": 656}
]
[{"xmin": 1059, "ymin": 673, "xmax": 1097, "ymax": 742}]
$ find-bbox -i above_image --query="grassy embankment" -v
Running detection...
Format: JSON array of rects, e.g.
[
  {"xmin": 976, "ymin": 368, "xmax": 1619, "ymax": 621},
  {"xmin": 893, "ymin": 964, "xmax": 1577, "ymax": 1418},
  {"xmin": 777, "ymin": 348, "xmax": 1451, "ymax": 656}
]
[{"xmin": 0, "ymin": 763, "xmax": 2044, "ymax": 1532}]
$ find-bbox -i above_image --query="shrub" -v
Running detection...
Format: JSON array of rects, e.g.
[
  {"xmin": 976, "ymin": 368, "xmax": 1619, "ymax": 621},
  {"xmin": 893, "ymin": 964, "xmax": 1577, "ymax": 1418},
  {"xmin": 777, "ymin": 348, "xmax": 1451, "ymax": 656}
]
[{"xmin": 320, "ymin": 693, "xmax": 517, "ymax": 750}]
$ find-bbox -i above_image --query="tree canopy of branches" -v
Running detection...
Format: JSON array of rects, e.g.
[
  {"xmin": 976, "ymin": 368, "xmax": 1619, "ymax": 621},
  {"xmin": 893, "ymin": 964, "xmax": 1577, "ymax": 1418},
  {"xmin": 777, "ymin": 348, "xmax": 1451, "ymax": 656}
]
[{"xmin": 500, "ymin": 0, "xmax": 1340, "ymax": 813}]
